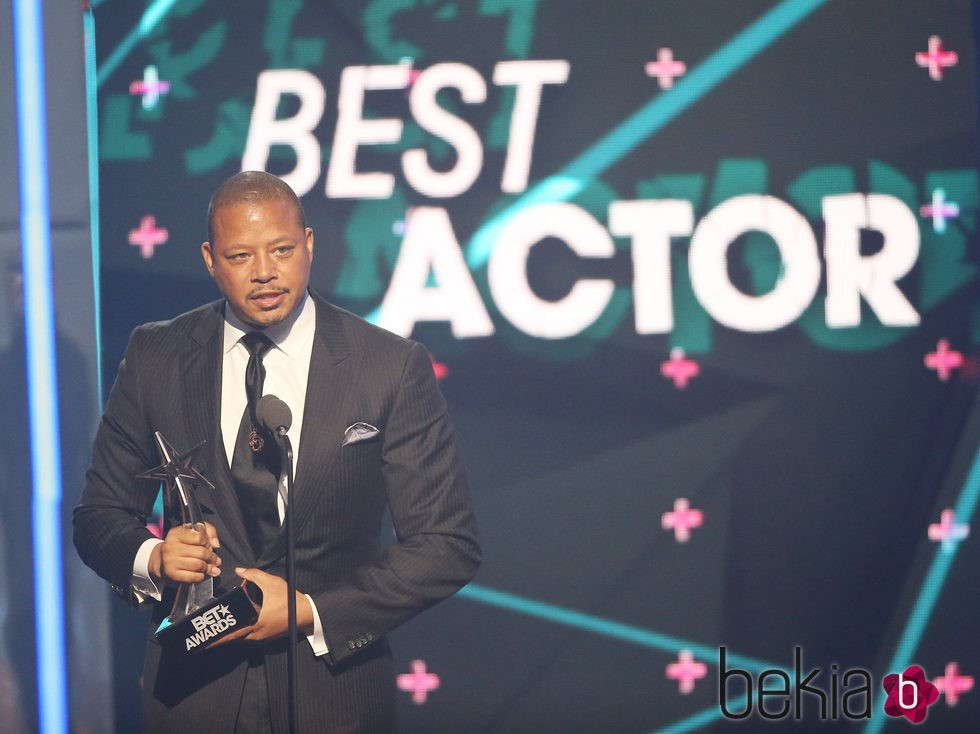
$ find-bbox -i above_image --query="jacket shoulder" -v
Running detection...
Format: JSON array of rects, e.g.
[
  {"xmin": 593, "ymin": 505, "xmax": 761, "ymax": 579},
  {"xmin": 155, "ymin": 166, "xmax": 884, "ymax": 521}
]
[
  {"xmin": 314, "ymin": 295, "xmax": 424, "ymax": 359},
  {"xmin": 129, "ymin": 300, "xmax": 223, "ymax": 345}
]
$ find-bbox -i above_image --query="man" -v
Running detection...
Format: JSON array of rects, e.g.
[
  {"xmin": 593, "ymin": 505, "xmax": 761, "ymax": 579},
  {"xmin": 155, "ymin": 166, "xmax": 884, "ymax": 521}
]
[{"xmin": 74, "ymin": 171, "xmax": 480, "ymax": 732}]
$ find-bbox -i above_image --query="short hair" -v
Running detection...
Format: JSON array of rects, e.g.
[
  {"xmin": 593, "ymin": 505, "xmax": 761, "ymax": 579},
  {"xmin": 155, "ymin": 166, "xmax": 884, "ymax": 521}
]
[{"xmin": 207, "ymin": 171, "xmax": 307, "ymax": 243}]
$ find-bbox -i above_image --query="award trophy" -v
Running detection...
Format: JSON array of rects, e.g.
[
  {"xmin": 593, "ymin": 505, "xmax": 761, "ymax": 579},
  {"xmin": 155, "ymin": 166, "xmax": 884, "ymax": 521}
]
[{"xmin": 138, "ymin": 431, "xmax": 259, "ymax": 654}]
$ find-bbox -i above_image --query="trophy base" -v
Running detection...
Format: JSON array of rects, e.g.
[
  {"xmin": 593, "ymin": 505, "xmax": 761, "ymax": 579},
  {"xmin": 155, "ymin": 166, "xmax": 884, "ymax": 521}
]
[{"xmin": 155, "ymin": 584, "xmax": 259, "ymax": 654}]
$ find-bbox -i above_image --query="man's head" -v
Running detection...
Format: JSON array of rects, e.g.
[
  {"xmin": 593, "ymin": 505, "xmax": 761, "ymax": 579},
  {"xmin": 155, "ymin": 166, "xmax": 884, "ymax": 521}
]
[{"xmin": 201, "ymin": 171, "xmax": 314, "ymax": 329}]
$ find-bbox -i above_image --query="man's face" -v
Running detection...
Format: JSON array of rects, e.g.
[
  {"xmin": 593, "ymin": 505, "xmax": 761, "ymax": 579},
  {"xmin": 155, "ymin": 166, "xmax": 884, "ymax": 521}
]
[{"xmin": 201, "ymin": 198, "xmax": 314, "ymax": 329}]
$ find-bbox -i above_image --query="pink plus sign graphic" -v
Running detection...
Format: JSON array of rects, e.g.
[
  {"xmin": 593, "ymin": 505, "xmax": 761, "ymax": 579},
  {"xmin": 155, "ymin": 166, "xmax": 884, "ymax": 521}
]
[
  {"xmin": 666, "ymin": 650, "xmax": 707, "ymax": 694},
  {"xmin": 662, "ymin": 498, "xmax": 703, "ymax": 542},
  {"xmin": 645, "ymin": 47, "xmax": 687, "ymax": 89},
  {"xmin": 934, "ymin": 662, "xmax": 974, "ymax": 706},
  {"xmin": 916, "ymin": 36, "xmax": 958, "ymax": 80},
  {"xmin": 928, "ymin": 509, "xmax": 969, "ymax": 552},
  {"xmin": 129, "ymin": 65, "xmax": 171, "ymax": 109},
  {"xmin": 924, "ymin": 339, "xmax": 964, "ymax": 381},
  {"xmin": 661, "ymin": 348, "xmax": 700, "ymax": 389},
  {"xmin": 128, "ymin": 215, "xmax": 169, "ymax": 259},
  {"xmin": 397, "ymin": 659, "xmax": 441, "ymax": 704},
  {"xmin": 429, "ymin": 352, "xmax": 449, "ymax": 382},
  {"xmin": 919, "ymin": 188, "xmax": 960, "ymax": 233}
]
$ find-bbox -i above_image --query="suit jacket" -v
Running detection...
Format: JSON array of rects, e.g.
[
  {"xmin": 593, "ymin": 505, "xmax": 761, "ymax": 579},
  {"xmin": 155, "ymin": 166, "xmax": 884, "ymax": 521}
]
[{"xmin": 74, "ymin": 291, "xmax": 481, "ymax": 732}]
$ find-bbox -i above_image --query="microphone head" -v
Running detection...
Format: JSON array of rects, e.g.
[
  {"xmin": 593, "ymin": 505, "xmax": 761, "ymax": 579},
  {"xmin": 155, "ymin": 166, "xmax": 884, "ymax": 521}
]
[{"xmin": 256, "ymin": 394, "xmax": 292, "ymax": 433}]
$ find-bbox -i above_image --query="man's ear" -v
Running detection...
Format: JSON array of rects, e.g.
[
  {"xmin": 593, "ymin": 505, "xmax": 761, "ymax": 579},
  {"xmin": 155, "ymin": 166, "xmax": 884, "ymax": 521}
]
[{"xmin": 201, "ymin": 241, "xmax": 215, "ymax": 276}]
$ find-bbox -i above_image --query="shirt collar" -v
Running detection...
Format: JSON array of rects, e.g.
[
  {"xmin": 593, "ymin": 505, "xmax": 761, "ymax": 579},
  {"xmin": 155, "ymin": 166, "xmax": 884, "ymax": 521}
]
[{"xmin": 222, "ymin": 291, "xmax": 315, "ymax": 358}]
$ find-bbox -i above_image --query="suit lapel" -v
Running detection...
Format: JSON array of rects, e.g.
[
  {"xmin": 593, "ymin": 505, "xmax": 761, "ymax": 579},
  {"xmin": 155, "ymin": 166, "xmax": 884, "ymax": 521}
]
[
  {"xmin": 259, "ymin": 294, "xmax": 354, "ymax": 565},
  {"xmin": 183, "ymin": 302, "xmax": 255, "ymax": 566}
]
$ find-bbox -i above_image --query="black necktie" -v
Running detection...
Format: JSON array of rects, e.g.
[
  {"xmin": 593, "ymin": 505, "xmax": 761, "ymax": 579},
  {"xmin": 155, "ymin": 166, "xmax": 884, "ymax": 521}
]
[{"xmin": 231, "ymin": 332, "xmax": 280, "ymax": 558}]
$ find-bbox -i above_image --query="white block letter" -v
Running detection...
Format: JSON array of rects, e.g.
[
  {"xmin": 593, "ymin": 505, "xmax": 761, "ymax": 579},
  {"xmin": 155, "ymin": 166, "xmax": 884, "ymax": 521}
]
[
  {"xmin": 326, "ymin": 64, "xmax": 411, "ymax": 199},
  {"xmin": 488, "ymin": 203, "xmax": 614, "ymax": 339},
  {"xmin": 823, "ymin": 194, "xmax": 920, "ymax": 327},
  {"xmin": 242, "ymin": 70, "xmax": 326, "ymax": 196},
  {"xmin": 690, "ymin": 195, "xmax": 820, "ymax": 332},
  {"xmin": 379, "ymin": 207, "xmax": 494, "ymax": 338},
  {"xmin": 493, "ymin": 60, "xmax": 570, "ymax": 194},
  {"xmin": 403, "ymin": 63, "xmax": 486, "ymax": 198},
  {"xmin": 610, "ymin": 199, "xmax": 693, "ymax": 334}
]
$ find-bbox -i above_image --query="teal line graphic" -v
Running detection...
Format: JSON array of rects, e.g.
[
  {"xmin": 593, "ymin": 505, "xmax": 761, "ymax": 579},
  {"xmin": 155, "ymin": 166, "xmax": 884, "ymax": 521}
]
[
  {"xmin": 457, "ymin": 583, "xmax": 784, "ymax": 675},
  {"xmin": 84, "ymin": 5, "xmax": 104, "ymax": 402},
  {"xmin": 463, "ymin": 0, "xmax": 831, "ymax": 270},
  {"xmin": 367, "ymin": 0, "xmax": 830, "ymax": 324},
  {"xmin": 862, "ymin": 442, "xmax": 980, "ymax": 734},
  {"xmin": 97, "ymin": 0, "xmax": 181, "ymax": 87},
  {"xmin": 463, "ymin": 452, "xmax": 980, "ymax": 734}
]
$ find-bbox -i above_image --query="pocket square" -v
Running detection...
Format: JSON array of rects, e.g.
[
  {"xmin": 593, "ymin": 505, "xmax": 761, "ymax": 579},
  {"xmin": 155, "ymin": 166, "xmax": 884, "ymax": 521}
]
[{"xmin": 342, "ymin": 422, "xmax": 380, "ymax": 446}]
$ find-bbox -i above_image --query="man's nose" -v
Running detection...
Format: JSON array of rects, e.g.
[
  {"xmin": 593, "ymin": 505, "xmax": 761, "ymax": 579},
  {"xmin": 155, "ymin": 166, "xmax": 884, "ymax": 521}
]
[{"xmin": 252, "ymin": 252, "xmax": 275, "ymax": 281}]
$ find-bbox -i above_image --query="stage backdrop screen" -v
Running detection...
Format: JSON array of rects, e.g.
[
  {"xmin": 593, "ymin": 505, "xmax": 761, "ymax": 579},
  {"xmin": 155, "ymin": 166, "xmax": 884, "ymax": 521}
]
[{"xmin": 94, "ymin": 1, "xmax": 979, "ymax": 731}]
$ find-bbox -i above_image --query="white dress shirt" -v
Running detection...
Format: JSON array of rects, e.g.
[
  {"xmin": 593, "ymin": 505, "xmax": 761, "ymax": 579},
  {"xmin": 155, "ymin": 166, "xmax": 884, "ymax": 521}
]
[{"xmin": 132, "ymin": 294, "xmax": 328, "ymax": 655}]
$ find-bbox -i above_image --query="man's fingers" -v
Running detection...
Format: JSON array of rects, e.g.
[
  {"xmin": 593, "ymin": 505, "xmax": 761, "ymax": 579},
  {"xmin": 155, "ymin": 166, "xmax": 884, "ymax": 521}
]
[
  {"xmin": 202, "ymin": 522, "xmax": 221, "ymax": 549},
  {"xmin": 235, "ymin": 566, "xmax": 272, "ymax": 588},
  {"xmin": 172, "ymin": 524, "xmax": 215, "ymax": 548},
  {"xmin": 171, "ymin": 556, "xmax": 221, "ymax": 577},
  {"xmin": 163, "ymin": 559, "xmax": 220, "ymax": 584},
  {"xmin": 163, "ymin": 543, "xmax": 220, "ymax": 567},
  {"xmin": 158, "ymin": 527, "xmax": 223, "ymax": 584},
  {"xmin": 235, "ymin": 566, "xmax": 259, "ymax": 582}
]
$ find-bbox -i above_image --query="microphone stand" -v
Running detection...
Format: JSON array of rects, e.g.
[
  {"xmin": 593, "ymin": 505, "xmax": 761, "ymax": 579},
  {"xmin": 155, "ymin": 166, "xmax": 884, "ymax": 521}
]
[{"xmin": 273, "ymin": 426, "xmax": 298, "ymax": 734}]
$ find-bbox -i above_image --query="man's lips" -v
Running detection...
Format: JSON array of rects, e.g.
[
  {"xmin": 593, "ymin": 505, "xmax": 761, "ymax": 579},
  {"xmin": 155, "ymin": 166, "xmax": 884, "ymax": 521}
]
[{"xmin": 249, "ymin": 290, "xmax": 287, "ymax": 308}]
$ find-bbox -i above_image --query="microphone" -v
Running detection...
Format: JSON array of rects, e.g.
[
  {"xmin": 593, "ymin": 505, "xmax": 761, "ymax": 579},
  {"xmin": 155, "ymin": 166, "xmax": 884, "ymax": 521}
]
[
  {"xmin": 256, "ymin": 394, "xmax": 292, "ymax": 437},
  {"xmin": 254, "ymin": 392, "xmax": 299, "ymax": 733}
]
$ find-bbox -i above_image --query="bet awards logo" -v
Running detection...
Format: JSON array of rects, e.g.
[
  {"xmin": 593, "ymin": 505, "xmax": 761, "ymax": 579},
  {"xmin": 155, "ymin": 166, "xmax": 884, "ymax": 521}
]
[{"xmin": 184, "ymin": 604, "xmax": 238, "ymax": 651}]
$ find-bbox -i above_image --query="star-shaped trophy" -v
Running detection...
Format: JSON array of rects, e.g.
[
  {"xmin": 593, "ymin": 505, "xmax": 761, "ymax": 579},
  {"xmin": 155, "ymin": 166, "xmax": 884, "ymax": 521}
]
[
  {"xmin": 139, "ymin": 431, "xmax": 259, "ymax": 654},
  {"xmin": 138, "ymin": 432, "xmax": 216, "ymax": 619}
]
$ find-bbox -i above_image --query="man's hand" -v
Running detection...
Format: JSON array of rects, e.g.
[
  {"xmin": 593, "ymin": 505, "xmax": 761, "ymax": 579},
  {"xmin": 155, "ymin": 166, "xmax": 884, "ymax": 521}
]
[
  {"xmin": 148, "ymin": 522, "xmax": 221, "ymax": 586},
  {"xmin": 209, "ymin": 568, "xmax": 314, "ymax": 647}
]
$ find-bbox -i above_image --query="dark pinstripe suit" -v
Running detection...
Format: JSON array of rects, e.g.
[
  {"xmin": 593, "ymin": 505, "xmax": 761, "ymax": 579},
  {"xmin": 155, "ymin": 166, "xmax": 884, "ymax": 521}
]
[{"xmin": 74, "ymin": 291, "xmax": 481, "ymax": 732}]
